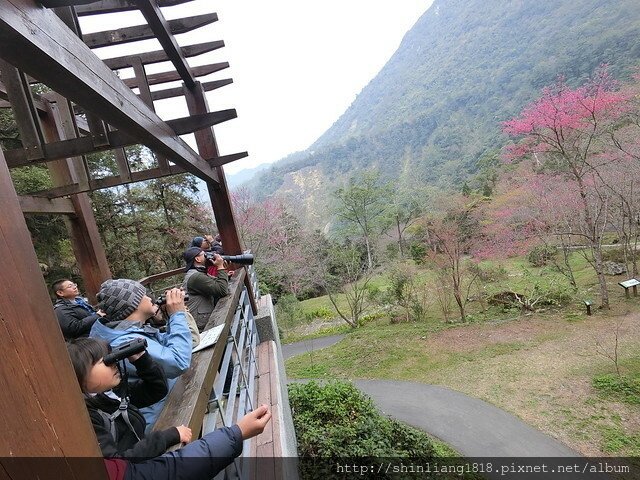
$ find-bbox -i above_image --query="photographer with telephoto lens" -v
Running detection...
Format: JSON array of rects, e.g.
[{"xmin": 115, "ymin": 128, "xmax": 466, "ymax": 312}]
[{"xmin": 182, "ymin": 247, "xmax": 229, "ymax": 333}]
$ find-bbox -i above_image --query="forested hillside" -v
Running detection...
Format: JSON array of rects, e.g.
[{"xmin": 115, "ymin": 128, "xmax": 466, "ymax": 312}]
[{"xmin": 249, "ymin": 0, "xmax": 640, "ymax": 228}]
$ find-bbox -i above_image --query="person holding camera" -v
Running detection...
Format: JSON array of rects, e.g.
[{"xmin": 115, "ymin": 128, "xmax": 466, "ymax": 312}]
[
  {"xmin": 67, "ymin": 337, "xmax": 191, "ymax": 459},
  {"xmin": 182, "ymin": 247, "xmax": 229, "ymax": 332},
  {"xmin": 52, "ymin": 278, "xmax": 106, "ymax": 340},
  {"xmin": 90, "ymin": 281, "xmax": 192, "ymax": 430}
]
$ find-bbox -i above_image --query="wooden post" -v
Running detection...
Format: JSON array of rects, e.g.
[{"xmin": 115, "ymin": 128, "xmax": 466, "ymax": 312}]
[
  {"xmin": 184, "ymin": 81, "xmax": 259, "ymax": 314},
  {"xmin": 44, "ymin": 96, "xmax": 112, "ymax": 301},
  {"xmin": 0, "ymin": 148, "xmax": 107, "ymax": 478}
]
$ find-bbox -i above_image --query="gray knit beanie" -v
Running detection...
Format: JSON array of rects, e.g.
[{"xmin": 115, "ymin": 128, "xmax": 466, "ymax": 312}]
[{"xmin": 97, "ymin": 279, "xmax": 146, "ymax": 322}]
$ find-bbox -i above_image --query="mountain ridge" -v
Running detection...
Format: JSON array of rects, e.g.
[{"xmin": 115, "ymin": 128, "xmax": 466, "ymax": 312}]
[{"xmin": 245, "ymin": 0, "xmax": 640, "ymax": 229}]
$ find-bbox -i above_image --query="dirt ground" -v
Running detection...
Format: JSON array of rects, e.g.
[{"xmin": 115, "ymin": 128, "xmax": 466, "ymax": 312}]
[{"xmin": 423, "ymin": 309, "xmax": 640, "ymax": 456}]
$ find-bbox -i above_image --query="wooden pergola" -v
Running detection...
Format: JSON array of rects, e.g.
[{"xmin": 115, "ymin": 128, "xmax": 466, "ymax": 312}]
[{"xmin": 0, "ymin": 1, "xmax": 254, "ymax": 477}]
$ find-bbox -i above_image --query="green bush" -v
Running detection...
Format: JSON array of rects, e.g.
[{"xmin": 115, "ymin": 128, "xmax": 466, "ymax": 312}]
[
  {"xmin": 601, "ymin": 248, "xmax": 626, "ymax": 264},
  {"xmin": 289, "ymin": 381, "xmax": 436, "ymax": 459},
  {"xmin": 592, "ymin": 374, "xmax": 640, "ymax": 405},
  {"xmin": 409, "ymin": 243, "xmax": 427, "ymax": 264},
  {"xmin": 304, "ymin": 307, "xmax": 334, "ymax": 322},
  {"xmin": 527, "ymin": 245, "xmax": 557, "ymax": 267},
  {"xmin": 275, "ymin": 293, "xmax": 304, "ymax": 329}
]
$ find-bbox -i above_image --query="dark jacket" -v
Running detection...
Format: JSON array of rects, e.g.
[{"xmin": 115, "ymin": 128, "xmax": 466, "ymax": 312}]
[
  {"xmin": 183, "ymin": 267, "xmax": 229, "ymax": 332},
  {"xmin": 121, "ymin": 425, "xmax": 243, "ymax": 480},
  {"xmin": 54, "ymin": 298, "xmax": 101, "ymax": 339},
  {"xmin": 85, "ymin": 352, "xmax": 180, "ymax": 460}
]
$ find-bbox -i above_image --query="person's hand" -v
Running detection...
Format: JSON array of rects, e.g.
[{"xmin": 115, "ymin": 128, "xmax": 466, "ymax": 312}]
[
  {"xmin": 128, "ymin": 350, "xmax": 145, "ymax": 362},
  {"xmin": 236, "ymin": 404, "xmax": 271, "ymax": 440},
  {"xmin": 96, "ymin": 309, "xmax": 106, "ymax": 317},
  {"xmin": 176, "ymin": 425, "xmax": 192, "ymax": 443},
  {"xmin": 164, "ymin": 288, "xmax": 186, "ymax": 316},
  {"xmin": 212, "ymin": 253, "xmax": 225, "ymax": 268}
]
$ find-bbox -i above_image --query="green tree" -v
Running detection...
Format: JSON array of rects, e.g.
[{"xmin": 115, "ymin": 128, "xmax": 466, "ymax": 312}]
[{"xmin": 333, "ymin": 171, "xmax": 391, "ymax": 269}]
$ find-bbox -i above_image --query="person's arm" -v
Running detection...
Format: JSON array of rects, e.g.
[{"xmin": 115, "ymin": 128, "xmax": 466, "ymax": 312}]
[
  {"xmin": 120, "ymin": 406, "xmax": 271, "ymax": 480},
  {"xmin": 55, "ymin": 305, "xmax": 100, "ymax": 338},
  {"xmin": 147, "ymin": 289, "xmax": 192, "ymax": 378},
  {"xmin": 126, "ymin": 352, "xmax": 168, "ymax": 408},
  {"xmin": 92, "ymin": 412, "xmax": 180, "ymax": 460}
]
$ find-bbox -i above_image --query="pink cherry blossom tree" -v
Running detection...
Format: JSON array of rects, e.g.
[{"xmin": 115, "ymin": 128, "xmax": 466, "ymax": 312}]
[{"xmin": 503, "ymin": 66, "xmax": 629, "ymax": 309}]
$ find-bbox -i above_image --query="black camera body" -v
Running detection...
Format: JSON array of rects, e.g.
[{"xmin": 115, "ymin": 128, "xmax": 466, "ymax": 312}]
[
  {"xmin": 103, "ymin": 338, "xmax": 147, "ymax": 366},
  {"xmin": 204, "ymin": 252, "xmax": 254, "ymax": 265},
  {"xmin": 155, "ymin": 293, "xmax": 189, "ymax": 306}
]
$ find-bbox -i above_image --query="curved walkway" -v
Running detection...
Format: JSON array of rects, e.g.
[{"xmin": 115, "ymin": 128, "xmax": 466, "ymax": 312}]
[{"xmin": 282, "ymin": 336, "xmax": 581, "ymax": 458}]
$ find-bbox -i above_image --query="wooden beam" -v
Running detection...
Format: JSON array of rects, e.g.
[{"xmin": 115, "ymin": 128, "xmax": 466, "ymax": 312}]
[
  {"xmin": 148, "ymin": 78, "xmax": 232, "ymax": 101},
  {"xmin": 4, "ymin": 109, "xmax": 238, "ymax": 167},
  {"xmin": 19, "ymin": 195, "xmax": 76, "ymax": 214},
  {"xmin": 0, "ymin": 78, "xmax": 48, "ymax": 111},
  {"xmin": 208, "ymin": 151, "xmax": 248, "ymax": 168},
  {"xmin": 136, "ymin": 0, "xmax": 195, "ymax": 88},
  {"xmin": 0, "ymin": 61, "xmax": 45, "ymax": 160},
  {"xmin": 0, "ymin": 0, "xmax": 219, "ymax": 184},
  {"xmin": 0, "ymin": 148, "xmax": 108, "ymax": 477},
  {"xmin": 103, "ymin": 41, "xmax": 224, "ymax": 70},
  {"xmin": 184, "ymin": 81, "xmax": 258, "ymax": 313},
  {"xmin": 43, "ymin": 95, "xmax": 112, "ymax": 301},
  {"xmin": 123, "ymin": 62, "xmax": 229, "ymax": 88},
  {"xmin": 83, "ymin": 13, "xmax": 217, "ymax": 48},
  {"xmin": 29, "ymin": 152, "xmax": 247, "ymax": 197},
  {"xmin": 73, "ymin": 0, "xmax": 192, "ymax": 16}
]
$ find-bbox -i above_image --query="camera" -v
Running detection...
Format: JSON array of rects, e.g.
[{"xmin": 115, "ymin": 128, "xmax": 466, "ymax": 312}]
[
  {"xmin": 204, "ymin": 252, "xmax": 254, "ymax": 265},
  {"xmin": 103, "ymin": 338, "xmax": 147, "ymax": 366},
  {"xmin": 155, "ymin": 293, "xmax": 189, "ymax": 306}
]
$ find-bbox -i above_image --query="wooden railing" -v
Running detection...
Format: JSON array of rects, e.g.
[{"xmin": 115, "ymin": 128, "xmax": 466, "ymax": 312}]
[{"xmin": 141, "ymin": 267, "xmax": 260, "ymax": 477}]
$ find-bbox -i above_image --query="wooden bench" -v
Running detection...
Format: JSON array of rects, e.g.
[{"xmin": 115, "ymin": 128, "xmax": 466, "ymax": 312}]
[{"xmin": 618, "ymin": 278, "xmax": 640, "ymax": 298}]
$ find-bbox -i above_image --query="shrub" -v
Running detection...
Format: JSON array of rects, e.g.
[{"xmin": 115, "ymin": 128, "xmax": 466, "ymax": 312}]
[
  {"xmin": 303, "ymin": 307, "xmax": 334, "ymax": 322},
  {"xmin": 592, "ymin": 374, "xmax": 640, "ymax": 405},
  {"xmin": 289, "ymin": 381, "xmax": 436, "ymax": 459},
  {"xmin": 527, "ymin": 245, "xmax": 557, "ymax": 267},
  {"xmin": 275, "ymin": 293, "xmax": 304, "ymax": 329},
  {"xmin": 601, "ymin": 248, "xmax": 626, "ymax": 264},
  {"xmin": 409, "ymin": 243, "xmax": 427, "ymax": 264}
]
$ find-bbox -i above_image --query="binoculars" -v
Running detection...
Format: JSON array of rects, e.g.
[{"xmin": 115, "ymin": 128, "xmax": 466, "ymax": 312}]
[
  {"xmin": 103, "ymin": 338, "xmax": 147, "ymax": 366},
  {"xmin": 155, "ymin": 293, "xmax": 189, "ymax": 306}
]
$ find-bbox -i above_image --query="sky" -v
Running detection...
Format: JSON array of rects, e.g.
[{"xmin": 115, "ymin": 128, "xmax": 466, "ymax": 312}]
[{"xmin": 78, "ymin": 0, "xmax": 434, "ymax": 175}]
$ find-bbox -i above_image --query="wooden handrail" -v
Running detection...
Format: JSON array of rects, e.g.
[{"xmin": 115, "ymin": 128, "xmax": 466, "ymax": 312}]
[{"xmin": 153, "ymin": 269, "xmax": 246, "ymax": 434}]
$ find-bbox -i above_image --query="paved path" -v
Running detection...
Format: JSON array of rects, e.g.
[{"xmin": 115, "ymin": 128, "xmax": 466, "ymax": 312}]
[
  {"xmin": 281, "ymin": 334, "xmax": 345, "ymax": 360},
  {"xmin": 283, "ymin": 336, "xmax": 587, "ymax": 462}
]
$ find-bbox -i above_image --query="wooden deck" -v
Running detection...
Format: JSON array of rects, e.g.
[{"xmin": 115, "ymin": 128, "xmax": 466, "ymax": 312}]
[{"xmin": 248, "ymin": 340, "xmax": 284, "ymax": 479}]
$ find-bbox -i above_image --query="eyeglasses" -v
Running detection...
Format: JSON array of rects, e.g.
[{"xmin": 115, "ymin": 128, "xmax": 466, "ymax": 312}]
[{"xmin": 63, "ymin": 283, "xmax": 77, "ymax": 289}]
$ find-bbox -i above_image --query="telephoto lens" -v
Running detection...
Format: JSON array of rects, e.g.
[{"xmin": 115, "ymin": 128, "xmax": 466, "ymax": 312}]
[{"xmin": 220, "ymin": 253, "xmax": 254, "ymax": 265}]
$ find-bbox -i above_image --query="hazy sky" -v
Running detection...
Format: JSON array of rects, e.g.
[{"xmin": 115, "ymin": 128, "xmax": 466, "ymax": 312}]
[{"xmin": 79, "ymin": 0, "xmax": 433, "ymax": 175}]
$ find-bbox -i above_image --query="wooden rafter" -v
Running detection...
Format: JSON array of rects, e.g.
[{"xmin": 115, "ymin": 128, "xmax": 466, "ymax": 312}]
[
  {"xmin": 29, "ymin": 152, "xmax": 248, "ymax": 198},
  {"xmin": 83, "ymin": 13, "xmax": 217, "ymax": 49},
  {"xmin": 0, "ymin": 0, "xmax": 220, "ymax": 184},
  {"xmin": 122, "ymin": 62, "xmax": 229, "ymax": 88},
  {"xmin": 136, "ymin": 0, "xmax": 195, "ymax": 88},
  {"xmin": 73, "ymin": 0, "xmax": 193, "ymax": 16},
  {"xmin": 4, "ymin": 109, "xmax": 238, "ymax": 168},
  {"xmin": 103, "ymin": 41, "xmax": 225, "ymax": 70}
]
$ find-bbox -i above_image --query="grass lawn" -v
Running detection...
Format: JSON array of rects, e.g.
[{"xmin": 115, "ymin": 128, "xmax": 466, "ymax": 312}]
[{"xmin": 281, "ymin": 253, "xmax": 640, "ymax": 457}]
